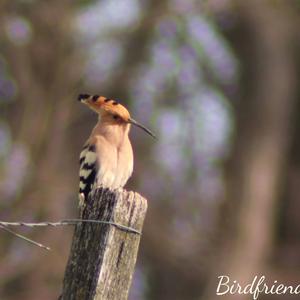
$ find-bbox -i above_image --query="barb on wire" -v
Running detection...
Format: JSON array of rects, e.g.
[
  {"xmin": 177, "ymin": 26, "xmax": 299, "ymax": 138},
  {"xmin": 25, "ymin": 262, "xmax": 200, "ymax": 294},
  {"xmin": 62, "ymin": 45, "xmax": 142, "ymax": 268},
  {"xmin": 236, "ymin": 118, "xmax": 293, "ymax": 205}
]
[{"xmin": 0, "ymin": 224, "xmax": 50, "ymax": 251}]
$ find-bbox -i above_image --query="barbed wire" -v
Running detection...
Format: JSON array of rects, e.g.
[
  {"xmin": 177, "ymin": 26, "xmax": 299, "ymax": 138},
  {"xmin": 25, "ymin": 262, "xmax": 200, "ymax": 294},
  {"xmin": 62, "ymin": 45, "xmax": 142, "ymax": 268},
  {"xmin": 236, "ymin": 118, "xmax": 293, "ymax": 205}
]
[{"xmin": 0, "ymin": 219, "xmax": 141, "ymax": 251}]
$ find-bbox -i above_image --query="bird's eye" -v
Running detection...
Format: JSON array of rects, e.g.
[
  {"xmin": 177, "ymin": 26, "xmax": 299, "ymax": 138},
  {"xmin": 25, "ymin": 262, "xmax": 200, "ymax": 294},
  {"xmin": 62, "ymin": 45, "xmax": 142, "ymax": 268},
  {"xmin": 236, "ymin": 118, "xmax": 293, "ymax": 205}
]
[
  {"xmin": 113, "ymin": 115, "xmax": 119, "ymax": 120},
  {"xmin": 92, "ymin": 95, "xmax": 99, "ymax": 102}
]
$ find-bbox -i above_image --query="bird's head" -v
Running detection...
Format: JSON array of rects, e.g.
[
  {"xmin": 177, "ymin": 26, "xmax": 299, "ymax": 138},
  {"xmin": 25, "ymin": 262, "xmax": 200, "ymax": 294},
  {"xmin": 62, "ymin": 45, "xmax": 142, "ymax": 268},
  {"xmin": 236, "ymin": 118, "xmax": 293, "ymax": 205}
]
[{"xmin": 78, "ymin": 94, "xmax": 156, "ymax": 138}]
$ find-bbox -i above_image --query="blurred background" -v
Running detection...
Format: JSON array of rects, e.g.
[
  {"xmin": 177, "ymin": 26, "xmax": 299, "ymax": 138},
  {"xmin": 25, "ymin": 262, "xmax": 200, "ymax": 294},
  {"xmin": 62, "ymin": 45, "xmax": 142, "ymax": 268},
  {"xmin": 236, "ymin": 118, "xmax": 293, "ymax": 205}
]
[{"xmin": 0, "ymin": 0, "xmax": 300, "ymax": 299}]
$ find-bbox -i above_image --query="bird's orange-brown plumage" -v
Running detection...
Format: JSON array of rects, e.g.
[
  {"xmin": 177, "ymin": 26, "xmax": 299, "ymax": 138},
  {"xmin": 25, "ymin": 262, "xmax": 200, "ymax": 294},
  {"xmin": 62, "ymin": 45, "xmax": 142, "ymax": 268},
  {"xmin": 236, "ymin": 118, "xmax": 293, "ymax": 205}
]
[{"xmin": 78, "ymin": 94, "xmax": 155, "ymax": 203}]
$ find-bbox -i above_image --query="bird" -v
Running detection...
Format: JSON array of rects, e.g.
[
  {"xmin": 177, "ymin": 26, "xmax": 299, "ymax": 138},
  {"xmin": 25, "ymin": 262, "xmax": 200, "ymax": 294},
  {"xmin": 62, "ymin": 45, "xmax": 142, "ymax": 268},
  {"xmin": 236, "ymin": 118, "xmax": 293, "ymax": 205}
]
[{"xmin": 77, "ymin": 94, "xmax": 155, "ymax": 206}]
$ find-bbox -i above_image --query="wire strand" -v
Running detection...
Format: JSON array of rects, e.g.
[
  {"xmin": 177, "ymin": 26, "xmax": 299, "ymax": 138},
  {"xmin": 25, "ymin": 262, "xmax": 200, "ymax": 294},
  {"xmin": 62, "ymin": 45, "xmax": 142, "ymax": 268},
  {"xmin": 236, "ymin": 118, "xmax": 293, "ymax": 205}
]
[
  {"xmin": 0, "ymin": 224, "xmax": 51, "ymax": 251},
  {"xmin": 0, "ymin": 219, "xmax": 141, "ymax": 234},
  {"xmin": 0, "ymin": 218, "xmax": 141, "ymax": 251}
]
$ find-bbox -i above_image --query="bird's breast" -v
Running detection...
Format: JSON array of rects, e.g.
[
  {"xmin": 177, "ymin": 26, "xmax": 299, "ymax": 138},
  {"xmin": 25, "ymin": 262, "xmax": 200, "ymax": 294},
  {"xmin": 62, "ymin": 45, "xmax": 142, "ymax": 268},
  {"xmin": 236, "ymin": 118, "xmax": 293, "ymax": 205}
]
[{"xmin": 113, "ymin": 137, "xmax": 133, "ymax": 188}]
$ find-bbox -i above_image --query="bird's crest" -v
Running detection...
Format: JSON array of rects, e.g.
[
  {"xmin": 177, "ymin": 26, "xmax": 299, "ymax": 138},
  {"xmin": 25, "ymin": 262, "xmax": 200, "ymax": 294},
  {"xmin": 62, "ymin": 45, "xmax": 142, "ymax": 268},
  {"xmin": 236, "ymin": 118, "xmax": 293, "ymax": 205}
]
[{"xmin": 78, "ymin": 94, "xmax": 130, "ymax": 121}]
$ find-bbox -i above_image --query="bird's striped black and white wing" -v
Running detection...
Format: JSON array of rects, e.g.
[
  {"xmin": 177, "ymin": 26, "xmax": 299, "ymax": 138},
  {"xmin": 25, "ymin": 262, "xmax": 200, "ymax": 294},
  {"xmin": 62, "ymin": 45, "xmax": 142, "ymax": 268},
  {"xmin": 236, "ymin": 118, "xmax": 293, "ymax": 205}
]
[{"xmin": 79, "ymin": 143, "xmax": 98, "ymax": 201}]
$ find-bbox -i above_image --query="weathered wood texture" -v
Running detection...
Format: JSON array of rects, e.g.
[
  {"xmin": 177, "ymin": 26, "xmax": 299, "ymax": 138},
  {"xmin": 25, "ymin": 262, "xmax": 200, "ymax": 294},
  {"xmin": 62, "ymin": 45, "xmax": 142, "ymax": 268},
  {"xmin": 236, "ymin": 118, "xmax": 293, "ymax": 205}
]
[{"xmin": 60, "ymin": 188, "xmax": 147, "ymax": 300}]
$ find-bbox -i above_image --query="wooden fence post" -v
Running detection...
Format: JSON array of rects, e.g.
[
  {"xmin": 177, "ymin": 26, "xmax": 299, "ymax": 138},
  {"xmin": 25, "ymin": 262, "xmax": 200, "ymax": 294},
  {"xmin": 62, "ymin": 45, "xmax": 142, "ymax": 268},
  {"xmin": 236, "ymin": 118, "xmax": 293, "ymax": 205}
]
[{"xmin": 60, "ymin": 187, "xmax": 148, "ymax": 300}]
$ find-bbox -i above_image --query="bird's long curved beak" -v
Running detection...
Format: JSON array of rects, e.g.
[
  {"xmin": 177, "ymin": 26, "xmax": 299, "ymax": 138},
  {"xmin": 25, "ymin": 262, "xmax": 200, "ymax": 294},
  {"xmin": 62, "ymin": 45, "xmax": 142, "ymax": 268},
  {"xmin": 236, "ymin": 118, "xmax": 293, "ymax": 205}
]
[{"xmin": 128, "ymin": 118, "xmax": 156, "ymax": 139}]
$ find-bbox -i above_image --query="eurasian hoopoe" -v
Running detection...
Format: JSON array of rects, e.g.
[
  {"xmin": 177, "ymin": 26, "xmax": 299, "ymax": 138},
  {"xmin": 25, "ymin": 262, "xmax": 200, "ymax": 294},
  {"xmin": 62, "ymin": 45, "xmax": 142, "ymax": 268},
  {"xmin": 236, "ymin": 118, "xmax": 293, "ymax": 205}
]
[{"xmin": 78, "ymin": 94, "xmax": 155, "ymax": 204}]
